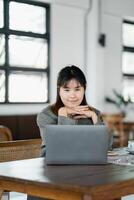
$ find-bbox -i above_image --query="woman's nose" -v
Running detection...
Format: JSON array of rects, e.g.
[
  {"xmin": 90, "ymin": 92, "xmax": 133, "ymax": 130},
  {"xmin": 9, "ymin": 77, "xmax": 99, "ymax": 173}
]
[{"xmin": 69, "ymin": 91, "xmax": 76, "ymax": 98}]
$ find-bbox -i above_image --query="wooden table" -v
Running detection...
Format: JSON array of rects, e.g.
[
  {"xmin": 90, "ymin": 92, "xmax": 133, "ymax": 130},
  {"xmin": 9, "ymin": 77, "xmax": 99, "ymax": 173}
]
[{"xmin": 0, "ymin": 158, "xmax": 134, "ymax": 200}]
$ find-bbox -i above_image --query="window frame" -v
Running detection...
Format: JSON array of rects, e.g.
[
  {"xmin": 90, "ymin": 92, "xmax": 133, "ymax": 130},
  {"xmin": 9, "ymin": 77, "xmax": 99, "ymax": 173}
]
[
  {"xmin": 0, "ymin": 0, "xmax": 50, "ymax": 104},
  {"xmin": 122, "ymin": 20, "xmax": 134, "ymax": 77},
  {"xmin": 122, "ymin": 20, "xmax": 134, "ymax": 101}
]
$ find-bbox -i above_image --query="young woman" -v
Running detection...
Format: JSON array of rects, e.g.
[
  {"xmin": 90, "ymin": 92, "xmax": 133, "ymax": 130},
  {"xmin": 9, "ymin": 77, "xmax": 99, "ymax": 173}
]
[
  {"xmin": 37, "ymin": 65, "xmax": 104, "ymax": 156},
  {"xmin": 27, "ymin": 65, "xmax": 104, "ymax": 200}
]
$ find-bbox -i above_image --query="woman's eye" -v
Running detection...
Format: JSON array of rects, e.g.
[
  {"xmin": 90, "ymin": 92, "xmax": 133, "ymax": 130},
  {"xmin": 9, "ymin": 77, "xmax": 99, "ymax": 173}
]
[
  {"xmin": 75, "ymin": 88, "xmax": 80, "ymax": 91},
  {"xmin": 64, "ymin": 89, "xmax": 69, "ymax": 91}
]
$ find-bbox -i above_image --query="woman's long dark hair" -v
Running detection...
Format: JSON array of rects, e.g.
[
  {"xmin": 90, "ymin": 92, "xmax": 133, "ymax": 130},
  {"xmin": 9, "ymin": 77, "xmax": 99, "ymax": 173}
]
[{"xmin": 51, "ymin": 65, "xmax": 88, "ymax": 115}]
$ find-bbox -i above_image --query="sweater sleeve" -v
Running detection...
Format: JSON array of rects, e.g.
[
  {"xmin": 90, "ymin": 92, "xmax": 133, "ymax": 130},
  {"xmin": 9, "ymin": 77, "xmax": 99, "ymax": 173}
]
[
  {"xmin": 94, "ymin": 111, "xmax": 113, "ymax": 149},
  {"xmin": 95, "ymin": 110, "xmax": 105, "ymax": 125},
  {"xmin": 37, "ymin": 112, "xmax": 55, "ymax": 128},
  {"xmin": 37, "ymin": 111, "xmax": 56, "ymax": 148}
]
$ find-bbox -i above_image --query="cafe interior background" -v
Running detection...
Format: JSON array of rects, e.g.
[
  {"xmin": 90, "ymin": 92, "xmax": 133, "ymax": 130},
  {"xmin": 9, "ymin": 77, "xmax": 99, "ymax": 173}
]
[
  {"xmin": 0, "ymin": 0, "xmax": 134, "ymax": 143},
  {"xmin": 0, "ymin": 0, "xmax": 134, "ymax": 139},
  {"xmin": 1, "ymin": 0, "xmax": 134, "ymax": 199},
  {"xmin": 1, "ymin": 0, "xmax": 134, "ymax": 114},
  {"xmin": 1, "ymin": 0, "xmax": 134, "ymax": 143}
]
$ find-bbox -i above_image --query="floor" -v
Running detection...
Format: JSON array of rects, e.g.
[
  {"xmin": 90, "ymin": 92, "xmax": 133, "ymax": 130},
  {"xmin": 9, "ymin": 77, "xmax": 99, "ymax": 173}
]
[
  {"xmin": 1, "ymin": 192, "xmax": 27, "ymax": 200},
  {"xmin": 1, "ymin": 192, "xmax": 134, "ymax": 200},
  {"xmin": 10, "ymin": 192, "xmax": 27, "ymax": 200},
  {"xmin": 122, "ymin": 195, "xmax": 134, "ymax": 200}
]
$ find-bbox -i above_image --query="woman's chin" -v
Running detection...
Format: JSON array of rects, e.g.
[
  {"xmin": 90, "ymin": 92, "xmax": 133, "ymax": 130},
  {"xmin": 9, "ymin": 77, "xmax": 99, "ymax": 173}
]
[{"xmin": 66, "ymin": 103, "xmax": 80, "ymax": 108}]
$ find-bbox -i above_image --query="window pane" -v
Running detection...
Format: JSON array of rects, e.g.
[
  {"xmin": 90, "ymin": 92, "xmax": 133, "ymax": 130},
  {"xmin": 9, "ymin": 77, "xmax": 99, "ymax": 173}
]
[
  {"xmin": 0, "ymin": 70, "xmax": 5, "ymax": 102},
  {"xmin": 123, "ymin": 23, "xmax": 134, "ymax": 47},
  {"xmin": 9, "ymin": 2, "xmax": 46, "ymax": 34},
  {"xmin": 0, "ymin": 0, "xmax": 4, "ymax": 28},
  {"xmin": 9, "ymin": 35, "xmax": 48, "ymax": 69},
  {"xmin": 8, "ymin": 71, "xmax": 48, "ymax": 102},
  {"xmin": 0, "ymin": 34, "xmax": 5, "ymax": 65},
  {"xmin": 123, "ymin": 77, "xmax": 134, "ymax": 102},
  {"xmin": 122, "ymin": 52, "xmax": 134, "ymax": 74}
]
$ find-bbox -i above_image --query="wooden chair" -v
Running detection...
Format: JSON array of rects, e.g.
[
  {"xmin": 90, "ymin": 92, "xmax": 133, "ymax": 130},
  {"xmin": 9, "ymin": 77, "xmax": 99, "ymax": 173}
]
[
  {"xmin": 102, "ymin": 113, "xmax": 125, "ymax": 147},
  {"xmin": 0, "ymin": 138, "xmax": 42, "ymax": 162},
  {"xmin": 0, "ymin": 138, "xmax": 42, "ymax": 200},
  {"xmin": 0, "ymin": 125, "xmax": 13, "ymax": 141}
]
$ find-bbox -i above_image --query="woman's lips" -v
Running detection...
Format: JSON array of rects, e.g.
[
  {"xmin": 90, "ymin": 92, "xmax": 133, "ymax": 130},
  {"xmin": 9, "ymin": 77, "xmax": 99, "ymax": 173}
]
[{"xmin": 68, "ymin": 100, "xmax": 78, "ymax": 103}]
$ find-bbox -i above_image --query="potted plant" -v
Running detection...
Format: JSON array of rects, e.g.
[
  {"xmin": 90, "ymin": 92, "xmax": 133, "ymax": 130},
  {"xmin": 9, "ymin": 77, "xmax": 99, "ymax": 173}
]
[{"xmin": 105, "ymin": 89, "xmax": 132, "ymax": 115}]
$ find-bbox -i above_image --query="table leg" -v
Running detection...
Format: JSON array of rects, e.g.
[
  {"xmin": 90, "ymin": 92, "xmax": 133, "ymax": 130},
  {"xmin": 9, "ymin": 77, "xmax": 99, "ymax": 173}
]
[{"xmin": 0, "ymin": 190, "xmax": 4, "ymax": 200}]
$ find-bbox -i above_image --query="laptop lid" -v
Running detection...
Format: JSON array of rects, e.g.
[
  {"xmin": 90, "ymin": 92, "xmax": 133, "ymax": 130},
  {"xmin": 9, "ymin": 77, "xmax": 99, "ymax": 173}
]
[{"xmin": 45, "ymin": 125, "xmax": 109, "ymax": 165}]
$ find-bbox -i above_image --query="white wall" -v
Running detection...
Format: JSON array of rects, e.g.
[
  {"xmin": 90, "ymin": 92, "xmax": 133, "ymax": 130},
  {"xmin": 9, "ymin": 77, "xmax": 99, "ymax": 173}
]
[
  {"xmin": 1, "ymin": 0, "xmax": 134, "ymax": 115},
  {"xmin": 101, "ymin": 0, "xmax": 134, "ymax": 113},
  {"xmin": 0, "ymin": 0, "xmax": 89, "ymax": 115},
  {"xmin": 86, "ymin": 0, "xmax": 103, "ymax": 108},
  {"xmin": 50, "ymin": 3, "xmax": 87, "ymax": 103}
]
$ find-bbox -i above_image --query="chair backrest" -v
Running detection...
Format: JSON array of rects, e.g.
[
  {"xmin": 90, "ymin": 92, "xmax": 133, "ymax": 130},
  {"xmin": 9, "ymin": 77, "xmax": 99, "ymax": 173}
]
[
  {"xmin": 0, "ymin": 125, "xmax": 13, "ymax": 141},
  {"xmin": 102, "ymin": 114, "xmax": 124, "ymax": 147},
  {"xmin": 103, "ymin": 114, "xmax": 123, "ymax": 130},
  {"xmin": 0, "ymin": 138, "xmax": 42, "ymax": 162}
]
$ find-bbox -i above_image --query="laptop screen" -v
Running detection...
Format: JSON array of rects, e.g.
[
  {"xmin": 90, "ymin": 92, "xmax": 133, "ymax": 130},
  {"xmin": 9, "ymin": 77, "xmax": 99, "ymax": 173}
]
[{"xmin": 45, "ymin": 125, "xmax": 109, "ymax": 165}]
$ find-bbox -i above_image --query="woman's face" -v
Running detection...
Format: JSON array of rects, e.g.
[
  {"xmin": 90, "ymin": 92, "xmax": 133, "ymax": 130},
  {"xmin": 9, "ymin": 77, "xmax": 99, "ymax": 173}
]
[{"xmin": 59, "ymin": 79, "xmax": 85, "ymax": 108}]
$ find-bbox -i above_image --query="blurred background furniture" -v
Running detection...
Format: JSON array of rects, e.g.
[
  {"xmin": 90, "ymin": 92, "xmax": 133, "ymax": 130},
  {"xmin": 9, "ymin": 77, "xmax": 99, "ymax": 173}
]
[
  {"xmin": 103, "ymin": 113, "xmax": 125, "ymax": 147},
  {"xmin": 0, "ymin": 115, "xmax": 40, "ymax": 140},
  {"xmin": 0, "ymin": 126, "xmax": 13, "ymax": 142},
  {"xmin": 122, "ymin": 119, "xmax": 134, "ymax": 146}
]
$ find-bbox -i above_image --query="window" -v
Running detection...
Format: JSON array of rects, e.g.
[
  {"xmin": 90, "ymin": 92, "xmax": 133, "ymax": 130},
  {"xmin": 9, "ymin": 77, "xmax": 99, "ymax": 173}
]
[
  {"xmin": 122, "ymin": 20, "xmax": 134, "ymax": 102},
  {"xmin": 0, "ymin": 0, "xmax": 50, "ymax": 103}
]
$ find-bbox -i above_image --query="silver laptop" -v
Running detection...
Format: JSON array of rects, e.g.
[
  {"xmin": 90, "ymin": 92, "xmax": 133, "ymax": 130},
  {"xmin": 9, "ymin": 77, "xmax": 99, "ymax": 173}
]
[{"xmin": 45, "ymin": 125, "xmax": 109, "ymax": 165}]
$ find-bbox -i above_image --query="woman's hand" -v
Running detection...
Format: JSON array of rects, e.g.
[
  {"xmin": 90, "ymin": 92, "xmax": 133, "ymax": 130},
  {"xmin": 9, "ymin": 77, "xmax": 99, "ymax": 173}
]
[
  {"xmin": 58, "ymin": 107, "xmax": 81, "ymax": 118},
  {"xmin": 72, "ymin": 106, "xmax": 98, "ymax": 124},
  {"xmin": 58, "ymin": 106, "xmax": 98, "ymax": 124}
]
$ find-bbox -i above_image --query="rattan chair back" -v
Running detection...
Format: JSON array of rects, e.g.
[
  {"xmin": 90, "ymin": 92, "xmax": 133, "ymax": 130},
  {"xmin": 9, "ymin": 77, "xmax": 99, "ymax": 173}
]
[
  {"xmin": 0, "ymin": 138, "xmax": 42, "ymax": 162},
  {"xmin": 0, "ymin": 125, "xmax": 13, "ymax": 141}
]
